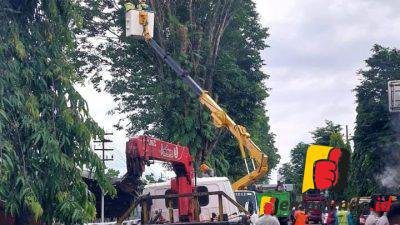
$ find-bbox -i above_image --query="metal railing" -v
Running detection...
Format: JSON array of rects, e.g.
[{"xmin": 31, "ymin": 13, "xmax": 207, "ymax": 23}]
[
  {"xmin": 117, "ymin": 191, "xmax": 249, "ymax": 225},
  {"xmin": 85, "ymin": 220, "xmax": 138, "ymax": 225}
]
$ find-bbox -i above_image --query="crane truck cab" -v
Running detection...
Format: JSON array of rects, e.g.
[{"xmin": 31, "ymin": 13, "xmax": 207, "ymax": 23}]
[
  {"xmin": 235, "ymin": 190, "xmax": 259, "ymax": 224},
  {"xmin": 143, "ymin": 177, "xmax": 241, "ymax": 223},
  {"xmin": 235, "ymin": 190, "xmax": 259, "ymax": 214}
]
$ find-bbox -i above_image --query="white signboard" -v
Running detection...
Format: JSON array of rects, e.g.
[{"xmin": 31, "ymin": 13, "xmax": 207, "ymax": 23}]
[
  {"xmin": 283, "ymin": 183, "xmax": 294, "ymax": 191},
  {"xmin": 388, "ymin": 80, "xmax": 400, "ymax": 112}
]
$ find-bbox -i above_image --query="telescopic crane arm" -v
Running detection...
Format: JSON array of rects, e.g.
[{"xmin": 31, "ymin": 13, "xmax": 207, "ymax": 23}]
[
  {"xmin": 137, "ymin": 10, "xmax": 268, "ymax": 191},
  {"xmin": 126, "ymin": 135, "xmax": 195, "ymax": 221}
]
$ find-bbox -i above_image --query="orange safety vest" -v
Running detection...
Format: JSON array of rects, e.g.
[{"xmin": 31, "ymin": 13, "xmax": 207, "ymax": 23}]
[{"xmin": 294, "ymin": 210, "xmax": 309, "ymax": 225}]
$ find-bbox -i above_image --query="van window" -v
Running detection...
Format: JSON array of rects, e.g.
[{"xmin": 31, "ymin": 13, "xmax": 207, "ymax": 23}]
[
  {"xmin": 235, "ymin": 192, "xmax": 257, "ymax": 214},
  {"xmin": 196, "ymin": 186, "xmax": 209, "ymax": 207},
  {"xmin": 164, "ymin": 186, "xmax": 209, "ymax": 208},
  {"xmin": 165, "ymin": 189, "xmax": 178, "ymax": 209}
]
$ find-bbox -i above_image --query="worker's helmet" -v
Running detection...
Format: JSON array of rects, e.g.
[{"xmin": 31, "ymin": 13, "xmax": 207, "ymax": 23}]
[
  {"xmin": 340, "ymin": 200, "xmax": 347, "ymax": 209},
  {"xmin": 200, "ymin": 163, "xmax": 210, "ymax": 172}
]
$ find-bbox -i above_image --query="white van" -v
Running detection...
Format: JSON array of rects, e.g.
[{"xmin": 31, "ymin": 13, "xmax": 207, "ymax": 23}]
[
  {"xmin": 143, "ymin": 177, "xmax": 241, "ymax": 223},
  {"xmin": 235, "ymin": 190, "xmax": 259, "ymax": 224}
]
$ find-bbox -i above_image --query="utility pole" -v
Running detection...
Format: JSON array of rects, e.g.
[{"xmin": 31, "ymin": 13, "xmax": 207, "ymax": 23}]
[
  {"xmin": 345, "ymin": 125, "xmax": 349, "ymax": 145},
  {"xmin": 94, "ymin": 132, "xmax": 114, "ymax": 222}
]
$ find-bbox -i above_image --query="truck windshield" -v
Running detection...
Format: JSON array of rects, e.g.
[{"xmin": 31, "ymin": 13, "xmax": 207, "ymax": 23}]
[
  {"xmin": 305, "ymin": 201, "xmax": 325, "ymax": 212},
  {"xmin": 235, "ymin": 192, "xmax": 257, "ymax": 214}
]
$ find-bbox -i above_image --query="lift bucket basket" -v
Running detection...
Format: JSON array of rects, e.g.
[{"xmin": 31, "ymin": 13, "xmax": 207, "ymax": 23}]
[{"xmin": 126, "ymin": 9, "xmax": 155, "ymax": 39}]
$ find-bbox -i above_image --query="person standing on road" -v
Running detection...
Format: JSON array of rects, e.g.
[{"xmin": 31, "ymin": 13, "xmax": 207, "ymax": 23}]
[
  {"xmin": 347, "ymin": 202, "xmax": 357, "ymax": 225},
  {"xmin": 293, "ymin": 205, "xmax": 308, "ymax": 225},
  {"xmin": 376, "ymin": 212, "xmax": 389, "ymax": 225},
  {"xmin": 335, "ymin": 201, "xmax": 352, "ymax": 225},
  {"xmin": 290, "ymin": 206, "xmax": 296, "ymax": 223},
  {"xmin": 365, "ymin": 210, "xmax": 378, "ymax": 225},
  {"xmin": 256, "ymin": 202, "xmax": 280, "ymax": 225},
  {"xmin": 388, "ymin": 201, "xmax": 400, "ymax": 225},
  {"xmin": 327, "ymin": 201, "xmax": 338, "ymax": 225}
]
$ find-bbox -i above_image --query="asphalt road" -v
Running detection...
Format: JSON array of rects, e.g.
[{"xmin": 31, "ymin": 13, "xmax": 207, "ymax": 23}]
[{"xmin": 287, "ymin": 223, "xmax": 322, "ymax": 225}]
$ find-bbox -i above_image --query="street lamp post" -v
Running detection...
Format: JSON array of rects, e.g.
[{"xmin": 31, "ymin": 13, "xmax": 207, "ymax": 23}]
[{"xmin": 388, "ymin": 80, "xmax": 400, "ymax": 113}]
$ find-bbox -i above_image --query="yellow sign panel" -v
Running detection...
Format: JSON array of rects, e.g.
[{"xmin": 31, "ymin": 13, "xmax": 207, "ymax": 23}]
[
  {"xmin": 302, "ymin": 145, "xmax": 334, "ymax": 193},
  {"xmin": 259, "ymin": 196, "xmax": 274, "ymax": 215}
]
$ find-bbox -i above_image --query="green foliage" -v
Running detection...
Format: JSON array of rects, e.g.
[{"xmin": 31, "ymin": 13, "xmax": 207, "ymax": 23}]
[
  {"xmin": 329, "ymin": 132, "xmax": 346, "ymax": 148},
  {"xmin": 0, "ymin": 0, "xmax": 115, "ymax": 224},
  {"xmin": 106, "ymin": 169, "xmax": 120, "ymax": 179},
  {"xmin": 349, "ymin": 45, "xmax": 400, "ymax": 196},
  {"xmin": 83, "ymin": 0, "xmax": 279, "ymax": 181},
  {"xmin": 311, "ymin": 120, "xmax": 342, "ymax": 146},
  {"xmin": 279, "ymin": 142, "xmax": 309, "ymax": 195},
  {"xmin": 144, "ymin": 173, "xmax": 166, "ymax": 184}
]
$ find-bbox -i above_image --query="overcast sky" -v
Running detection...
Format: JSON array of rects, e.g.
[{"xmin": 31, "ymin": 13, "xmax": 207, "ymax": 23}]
[
  {"xmin": 254, "ymin": 0, "xmax": 400, "ymax": 181},
  {"xmin": 78, "ymin": 0, "xmax": 400, "ymax": 182}
]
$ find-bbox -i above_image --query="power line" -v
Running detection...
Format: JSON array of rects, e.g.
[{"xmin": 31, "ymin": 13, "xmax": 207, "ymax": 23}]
[
  {"xmin": 94, "ymin": 132, "xmax": 114, "ymax": 163},
  {"xmin": 93, "ymin": 132, "xmax": 114, "ymax": 222}
]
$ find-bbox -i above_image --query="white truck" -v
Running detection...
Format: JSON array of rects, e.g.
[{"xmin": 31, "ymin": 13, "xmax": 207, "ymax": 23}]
[
  {"xmin": 143, "ymin": 177, "xmax": 242, "ymax": 223},
  {"xmin": 234, "ymin": 190, "xmax": 259, "ymax": 224}
]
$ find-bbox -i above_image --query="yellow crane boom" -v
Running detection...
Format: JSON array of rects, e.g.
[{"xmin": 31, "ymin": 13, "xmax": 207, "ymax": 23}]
[
  {"xmin": 131, "ymin": 8, "xmax": 268, "ymax": 190},
  {"xmin": 199, "ymin": 93, "xmax": 268, "ymax": 190}
]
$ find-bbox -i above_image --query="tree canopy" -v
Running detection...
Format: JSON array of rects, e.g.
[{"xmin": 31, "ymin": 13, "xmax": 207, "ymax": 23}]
[
  {"xmin": 86, "ymin": 0, "xmax": 280, "ymax": 181},
  {"xmin": 349, "ymin": 45, "xmax": 400, "ymax": 196},
  {"xmin": 0, "ymin": 1, "xmax": 114, "ymax": 224},
  {"xmin": 311, "ymin": 120, "xmax": 342, "ymax": 146}
]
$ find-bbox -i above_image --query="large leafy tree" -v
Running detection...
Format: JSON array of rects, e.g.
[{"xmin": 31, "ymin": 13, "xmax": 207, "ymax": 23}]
[
  {"xmin": 0, "ymin": 1, "xmax": 114, "ymax": 224},
  {"xmin": 86, "ymin": 0, "xmax": 279, "ymax": 181},
  {"xmin": 349, "ymin": 45, "xmax": 400, "ymax": 196},
  {"xmin": 279, "ymin": 142, "xmax": 309, "ymax": 196},
  {"xmin": 311, "ymin": 120, "xmax": 342, "ymax": 146}
]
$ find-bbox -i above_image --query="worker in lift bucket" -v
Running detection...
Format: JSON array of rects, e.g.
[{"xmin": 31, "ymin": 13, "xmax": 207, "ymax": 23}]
[
  {"xmin": 137, "ymin": 0, "xmax": 150, "ymax": 11},
  {"xmin": 256, "ymin": 202, "xmax": 280, "ymax": 225}
]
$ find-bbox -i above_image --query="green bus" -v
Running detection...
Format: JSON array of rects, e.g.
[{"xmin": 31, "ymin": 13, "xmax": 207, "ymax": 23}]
[{"xmin": 256, "ymin": 187, "xmax": 292, "ymax": 225}]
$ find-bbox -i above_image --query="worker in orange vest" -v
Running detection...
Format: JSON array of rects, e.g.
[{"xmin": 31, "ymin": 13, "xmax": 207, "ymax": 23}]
[{"xmin": 294, "ymin": 204, "xmax": 309, "ymax": 225}]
